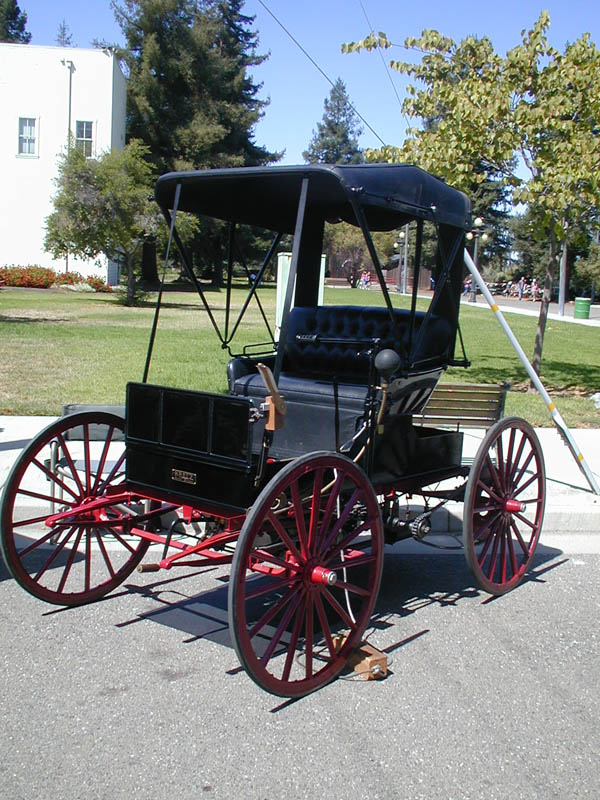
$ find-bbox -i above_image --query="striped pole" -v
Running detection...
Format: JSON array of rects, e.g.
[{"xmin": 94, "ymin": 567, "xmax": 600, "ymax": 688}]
[{"xmin": 464, "ymin": 249, "xmax": 600, "ymax": 495}]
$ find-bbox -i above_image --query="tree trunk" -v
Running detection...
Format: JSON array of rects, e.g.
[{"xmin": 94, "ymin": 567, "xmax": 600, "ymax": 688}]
[
  {"xmin": 141, "ymin": 237, "xmax": 159, "ymax": 286},
  {"xmin": 126, "ymin": 253, "xmax": 136, "ymax": 307},
  {"xmin": 530, "ymin": 230, "xmax": 558, "ymax": 385}
]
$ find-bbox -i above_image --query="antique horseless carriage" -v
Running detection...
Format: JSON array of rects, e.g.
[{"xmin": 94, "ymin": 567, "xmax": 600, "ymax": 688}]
[{"xmin": 1, "ymin": 164, "xmax": 546, "ymax": 697}]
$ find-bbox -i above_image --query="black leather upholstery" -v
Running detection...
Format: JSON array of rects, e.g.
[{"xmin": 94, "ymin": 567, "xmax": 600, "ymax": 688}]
[{"xmin": 228, "ymin": 305, "xmax": 452, "ymax": 458}]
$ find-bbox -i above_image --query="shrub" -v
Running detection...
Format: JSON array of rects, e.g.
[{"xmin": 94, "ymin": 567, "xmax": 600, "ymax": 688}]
[
  {"xmin": 0, "ymin": 265, "xmax": 56, "ymax": 288},
  {"xmin": 86, "ymin": 275, "xmax": 113, "ymax": 293},
  {"xmin": 54, "ymin": 271, "xmax": 84, "ymax": 286}
]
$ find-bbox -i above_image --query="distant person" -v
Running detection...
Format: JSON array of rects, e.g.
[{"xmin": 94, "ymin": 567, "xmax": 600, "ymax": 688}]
[
  {"xmin": 518, "ymin": 276, "xmax": 525, "ymax": 300},
  {"xmin": 531, "ymin": 278, "xmax": 538, "ymax": 301}
]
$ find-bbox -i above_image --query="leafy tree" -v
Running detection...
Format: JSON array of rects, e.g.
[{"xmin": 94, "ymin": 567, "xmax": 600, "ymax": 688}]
[
  {"xmin": 56, "ymin": 19, "xmax": 74, "ymax": 47},
  {"xmin": 343, "ymin": 14, "xmax": 600, "ymax": 377},
  {"xmin": 303, "ymin": 78, "xmax": 364, "ymax": 164},
  {"xmin": 109, "ymin": 0, "xmax": 278, "ymax": 286},
  {"xmin": 0, "ymin": 0, "xmax": 31, "ymax": 42},
  {"xmin": 573, "ymin": 242, "xmax": 600, "ymax": 299},
  {"xmin": 45, "ymin": 142, "xmax": 158, "ymax": 306}
]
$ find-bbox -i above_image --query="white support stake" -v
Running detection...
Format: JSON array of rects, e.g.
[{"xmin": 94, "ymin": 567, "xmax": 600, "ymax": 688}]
[{"xmin": 464, "ymin": 248, "xmax": 600, "ymax": 495}]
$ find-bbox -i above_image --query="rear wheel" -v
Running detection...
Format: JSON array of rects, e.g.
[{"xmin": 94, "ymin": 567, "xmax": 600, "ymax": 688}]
[
  {"xmin": 229, "ymin": 452, "xmax": 384, "ymax": 697},
  {"xmin": 1, "ymin": 412, "xmax": 150, "ymax": 606},
  {"xmin": 463, "ymin": 417, "xmax": 545, "ymax": 595}
]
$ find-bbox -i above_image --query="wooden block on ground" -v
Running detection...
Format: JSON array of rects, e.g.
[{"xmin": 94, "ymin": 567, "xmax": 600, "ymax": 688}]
[{"xmin": 332, "ymin": 635, "xmax": 388, "ymax": 681}]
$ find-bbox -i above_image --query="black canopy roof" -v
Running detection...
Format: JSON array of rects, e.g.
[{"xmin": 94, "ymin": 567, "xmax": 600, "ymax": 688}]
[{"xmin": 154, "ymin": 163, "xmax": 471, "ymax": 233}]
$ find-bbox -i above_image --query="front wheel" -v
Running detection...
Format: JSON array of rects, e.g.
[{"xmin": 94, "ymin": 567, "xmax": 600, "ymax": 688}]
[
  {"xmin": 463, "ymin": 417, "xmax": 545, "ymax": 595},
  {"xmin": 1, "ymin": 412, "xmax": 150, "ymax": 606},
  {"xmin": 228, "ymin": 452, "xmax": 384, "ymax": 697}
]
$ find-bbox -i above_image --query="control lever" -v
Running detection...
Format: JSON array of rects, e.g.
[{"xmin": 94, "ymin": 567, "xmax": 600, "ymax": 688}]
[{"xmin": 257, "ymin": 363, "xmax": 287, "ymax": 431}]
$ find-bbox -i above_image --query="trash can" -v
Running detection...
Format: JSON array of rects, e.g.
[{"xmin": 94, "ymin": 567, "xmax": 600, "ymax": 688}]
[{"xmin": 574, "ymin": 297, "xmax": 591, "ymax": 319}]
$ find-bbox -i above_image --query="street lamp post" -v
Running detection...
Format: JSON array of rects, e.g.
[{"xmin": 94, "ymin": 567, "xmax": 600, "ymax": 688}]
[
  {"xmin": 394, "ymin": 224, "xmax": 409, "ymax": 293},
  {"xmin": 465, "ymin": 217, "xmax": 489, "ymax": 301}
]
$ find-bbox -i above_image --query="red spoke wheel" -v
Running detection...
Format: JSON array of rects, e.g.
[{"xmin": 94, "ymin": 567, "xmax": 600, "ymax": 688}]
[
  {"xmin": 1, "ymin": 412, "xmax": 150, "ymax": 606},
  {"xmin": 228, "ymin": 452, "xmax": 384, "ymax": 697},
  {"xmin": 463, "ymin": 417, "xmax": 545, "ymax": 595}
]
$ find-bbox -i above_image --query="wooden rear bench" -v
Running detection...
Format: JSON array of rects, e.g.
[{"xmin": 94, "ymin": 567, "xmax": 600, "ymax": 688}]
[{"xmin": 413, "ymin": 381, "xmax": 509, "ymax": 431}]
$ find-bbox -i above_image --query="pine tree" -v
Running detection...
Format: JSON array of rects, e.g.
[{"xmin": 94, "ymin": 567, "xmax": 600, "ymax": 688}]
[
  {"xmin": 111, "ymin": 0, "xmax": 277, "ymax": 173},
  {"xmin": 0, "ymin": 0, "xmax": 31, "ymax": 43},
  {"xmin": 303, "ymin": 78, "xmax": 363, "ymax": 164},
  {"xmin": 56, "ymin": 19, "xmax": 74, "ymax": 47}
]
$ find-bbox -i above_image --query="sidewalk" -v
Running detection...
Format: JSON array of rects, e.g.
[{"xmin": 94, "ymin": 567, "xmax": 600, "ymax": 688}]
[
  {"xmin": 1, "ymin": 415, "xmax": 599, "ymax": 552},
  {"xmin": 461, "ymin": 293, "xmax": 600, "ymax": 326}
]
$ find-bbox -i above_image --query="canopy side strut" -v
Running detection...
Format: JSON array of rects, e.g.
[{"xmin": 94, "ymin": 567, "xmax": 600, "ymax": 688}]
[{"xmin": 464, "ymin": 249, "xmax": 600, "ymax": 495}]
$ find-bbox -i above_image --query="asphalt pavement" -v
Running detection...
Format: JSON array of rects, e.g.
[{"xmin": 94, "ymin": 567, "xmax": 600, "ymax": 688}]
[{"xmin": 1, "ymin": 294, "xmax": 599, "ymax": 798}]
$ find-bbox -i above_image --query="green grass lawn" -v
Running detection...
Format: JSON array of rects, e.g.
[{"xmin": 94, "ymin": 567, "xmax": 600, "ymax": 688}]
[{"xmin": 1, "ymin": 284, "xmax": 599, "ymax": 426}]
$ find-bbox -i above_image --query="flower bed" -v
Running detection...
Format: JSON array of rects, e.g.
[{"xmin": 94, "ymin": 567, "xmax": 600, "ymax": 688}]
[{"xmin": 0, "ymin": 265, "xmax": 112, "ymax": 293}]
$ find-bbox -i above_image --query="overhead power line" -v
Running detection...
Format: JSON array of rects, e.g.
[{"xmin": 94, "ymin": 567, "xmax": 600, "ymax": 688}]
[{"xmin": 256, "ymin": 0, "xmax": 387, "ymax": 147}]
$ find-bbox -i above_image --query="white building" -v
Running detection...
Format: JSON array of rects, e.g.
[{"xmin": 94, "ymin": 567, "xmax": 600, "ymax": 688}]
[{"xmin": 0, "ymin": 43, "xmax": 126, "ymax": 280}]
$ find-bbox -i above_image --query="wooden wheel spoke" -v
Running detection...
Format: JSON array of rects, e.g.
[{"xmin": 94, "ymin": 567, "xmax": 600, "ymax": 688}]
[
  {"xmin": 56, "ymin": 527, "xmax": 85, "ymax": 593},
  {"xmin": 308, "ymin": 468, "xmax": 324, "ymax": 549},
  {"xmin": 318, "ymin": 488, "xmax": 362, "ymax": 558},
  {"xmin": 481, "ymin": 522, "xmax": 501, "ymax": 578},
  {"xmin": 85, "ymin": 527, "xmax": 92, "ymax": 592},
  {"xmin": 325, "ymin": 551, "xmax": 376, "ymax": 571},
  {"xmin": 259, "ymin": 590, "xmax": 303, "ymax": 669},
  {"xmin": 244, "ymin": 574, "xmax": 297, "ymax": 602},
  {"xmin": 333, "ymin": 579, "xmax": 370, "ymax": 598},
  {"xmin": 55, "ymin": 433, "xmax": 86, "ymax": 497},
  {"xmin": 314, "ymin": 471, "xmax": 344, "ymax": 553},
  {"xmin": 321, "ymin": 585, "xmax": 357, "ymax": 630},
  {"xmin": 477, "ymin": 475, "xmax": 503, "ymax": 506},
  {"xmin": 90, "ymin": 426, "xmax": 116, "ymax": 496},
  {"xmin": 473, "ymin": 509, "xmax": 502, "ymax": 544},
  {"xmin": 506, "ymin": 524, "xmax": 519, "ymax": 576},
  {"xmin": 31, "ymin": 527, "xmax": 76, "ymax": 581},
  {"xmin": 495, "ymin": 435, "xmax": 506, "ymax": 492},
  {"xmin": 321, "ymin": 518, "xmax": 374, "ymax": 563},
  {"xmin": 500, "ymin": 522, "xmax": 508, "ymax": 584},
  {"xmin": 265, "ymin": 510, "xmax": 303, "ymax": 564},
  {"xmin": 250, "ymin": 548, "xmax": 303, "ymax": 574},
  {"xmin": 93, "ymin": 529, "xmax": 117, "ymax": 578},
  {"xmin": 512, "ymin": 472, "xmax": 540, "ymax": 498},
  {"xmin": 16, "ymin": 486, "xmax": 77, "ymax": 508},
  {"xmin": 512, "ymin": 448, "xmax": 536, "ymax": 492},
  {"xmin": 507, "ymin": 432, "xmax": 527, "ymax": 488},
  {"xmin": 512, "ymin": 511, "xmax": 536, "ymax": 530},
  {"xmin": 510, "ymin": 519, "xmax": 532, "ymax": 556},
  {"xmin": 82, "ymin": 424, "xmax": 92, "ymax": 495},
  {"xmin": 314, "ymin": 592, "xmax": 337, "ymax": 660},
  {"xmin": 249, "ymin": 584, "xmax": 302, "ymax": 642},
  {"xmin": 18, "ymin": 525, "xmax": 70, "ymax": 558},
  {"xmin": 304, "ymin": 594, "xmax": 314, "ymax": 679},
  {"xmin": 96, "ymin": 451, "xmax": 126, "ymax": 494},
  {"xmin": 290, "ymin": 480, "xmax": 309, "ymax": 558},
  {"xmin": 31, "ymin": 457, "xmax": 79, "ymax": 502},
  {"xmin": 281, "ymin": 596, "xmax": 307, "ymax": 683},
  {"xmin": 102, "ymin": 524, "xmax": 138, "ymax": 554}
]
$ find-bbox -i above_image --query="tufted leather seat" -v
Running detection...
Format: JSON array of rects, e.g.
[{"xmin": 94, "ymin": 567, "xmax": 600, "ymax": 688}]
[{"xmin": 228, "ymin": 305, "xmax": 453, "ymax": 458}]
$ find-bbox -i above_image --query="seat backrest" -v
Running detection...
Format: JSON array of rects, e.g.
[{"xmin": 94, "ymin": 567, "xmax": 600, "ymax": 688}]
[{"xmin": 284, "ymin": 305, "xmax": 451, "ymax": 382}]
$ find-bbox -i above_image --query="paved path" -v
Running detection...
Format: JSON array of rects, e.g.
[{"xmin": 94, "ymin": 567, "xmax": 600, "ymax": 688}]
[{"xmin": 0, "ymin": 544, "xmax": 598, "ymax": 800}]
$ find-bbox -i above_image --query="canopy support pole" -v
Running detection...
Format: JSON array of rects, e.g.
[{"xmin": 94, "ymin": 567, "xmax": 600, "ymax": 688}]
[{"xmin": 464, "ymin": 249, "xmax": 599, "ymax": 495}]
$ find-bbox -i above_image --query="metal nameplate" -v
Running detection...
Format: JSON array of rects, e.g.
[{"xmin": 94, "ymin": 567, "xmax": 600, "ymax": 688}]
[{"xmin": 171, "ymin": 468, "xmax": 197, "ymax": 486}]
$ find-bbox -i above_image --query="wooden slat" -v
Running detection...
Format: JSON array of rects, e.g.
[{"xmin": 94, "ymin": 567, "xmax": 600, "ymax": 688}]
[{"xmin": 414, "ymin": 382, "xmax": 508, "ymax": 430}]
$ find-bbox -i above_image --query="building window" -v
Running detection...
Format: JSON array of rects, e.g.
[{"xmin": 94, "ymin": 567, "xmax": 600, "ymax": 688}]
[
  {"xmin": 18, "ymin": 117, "xmax": 37, "ymax": 155},
  {"xmin": 75, "ymin": 121, "xmax": 93, "ymax": 157}
]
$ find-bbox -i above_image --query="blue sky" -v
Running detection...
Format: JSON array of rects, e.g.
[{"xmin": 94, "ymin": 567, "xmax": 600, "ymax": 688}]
[{"xmin": 21, "ymin": 0, "xmax": 600, "ymax": 165}]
